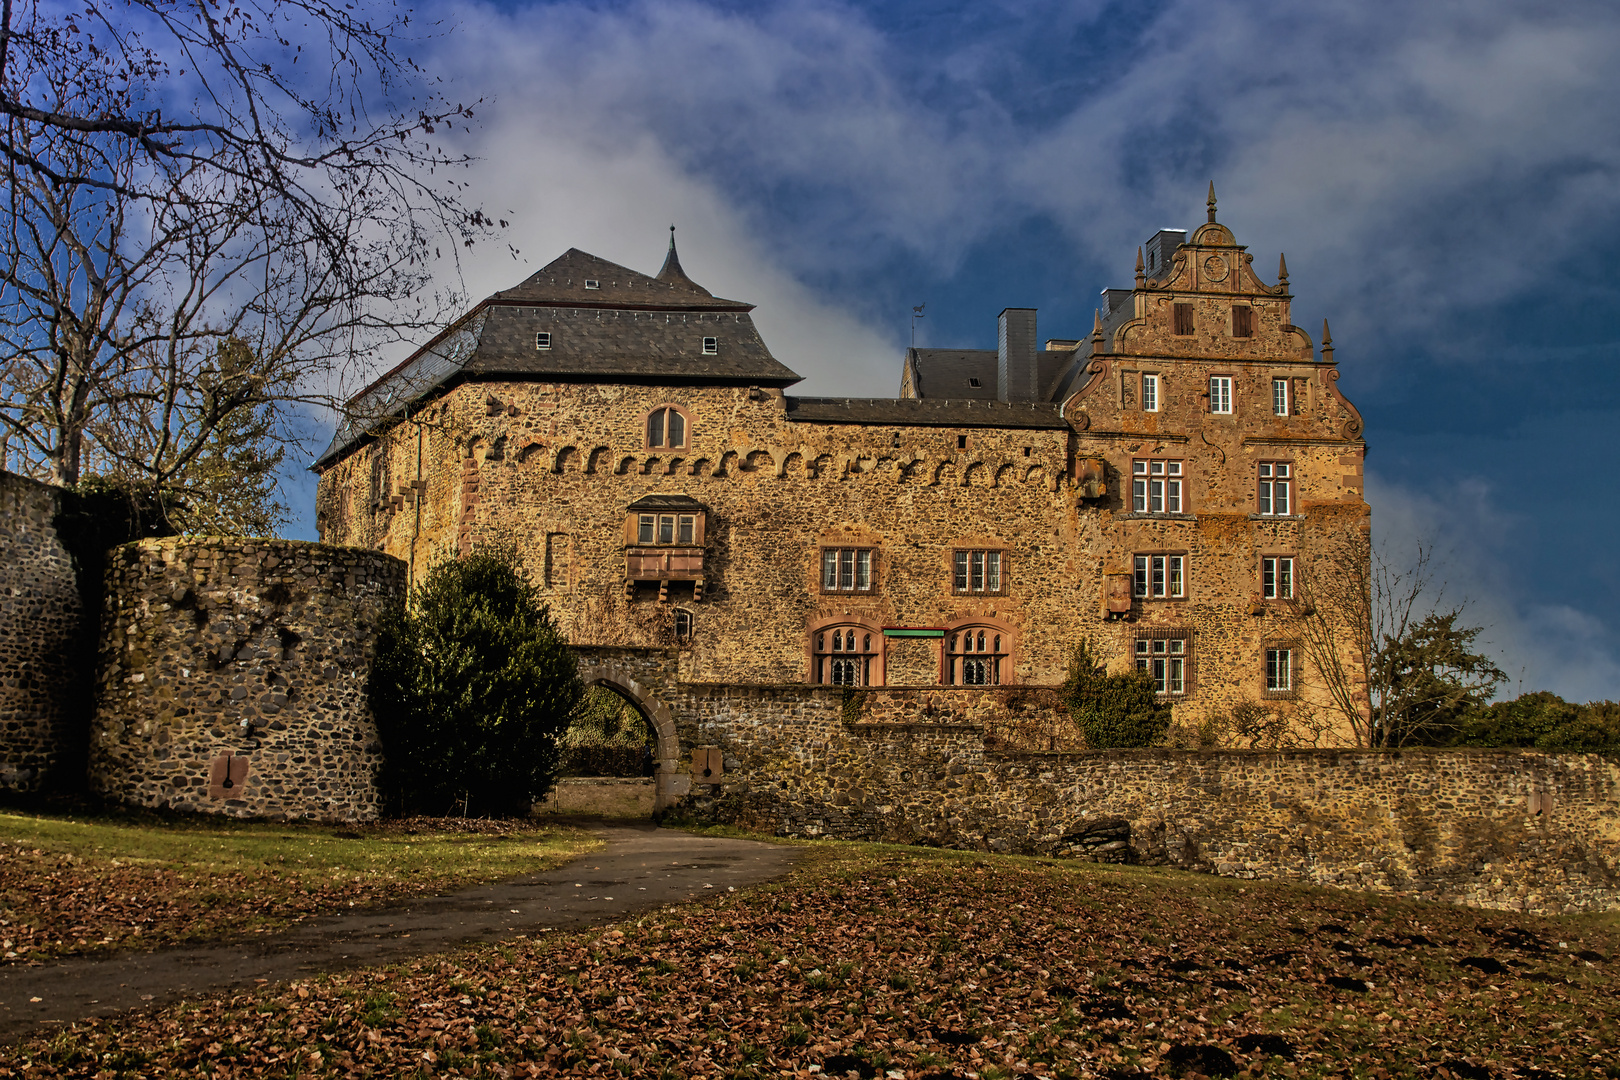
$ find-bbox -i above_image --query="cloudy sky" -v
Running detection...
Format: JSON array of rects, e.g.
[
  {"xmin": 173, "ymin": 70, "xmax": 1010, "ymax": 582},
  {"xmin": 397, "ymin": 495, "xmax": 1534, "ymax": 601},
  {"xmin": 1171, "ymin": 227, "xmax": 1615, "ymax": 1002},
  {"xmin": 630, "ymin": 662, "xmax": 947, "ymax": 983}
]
[{"xmin": 294, "ymin": 0, "xmax": 1620, "ymax": 702}]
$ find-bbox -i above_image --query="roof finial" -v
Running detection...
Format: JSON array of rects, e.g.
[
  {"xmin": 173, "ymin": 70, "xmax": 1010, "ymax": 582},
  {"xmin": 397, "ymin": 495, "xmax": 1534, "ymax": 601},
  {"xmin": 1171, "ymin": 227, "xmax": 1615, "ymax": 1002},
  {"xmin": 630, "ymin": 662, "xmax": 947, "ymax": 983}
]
[
  {"xmin": 668, "ymin": 223, "xmax": 676, "ymax": 249},
  {"xmin": 1207, "ymin": 181, "xmax": 1218, "ymax": 223},
  {"xmin": 1092, "ymin": 308, "xmax": 1104, "ymax": 344},
  {"xmin": 1135, "ymin": 246, "xmax": 1146, "ymax": 286},
  {"xmin": 1277, "ymin": 252, "xmax": 1289, "ymax": 284},
  {"xmin": 1322, "ymin": 318, "xmax": 1334, "ymax": 359}
]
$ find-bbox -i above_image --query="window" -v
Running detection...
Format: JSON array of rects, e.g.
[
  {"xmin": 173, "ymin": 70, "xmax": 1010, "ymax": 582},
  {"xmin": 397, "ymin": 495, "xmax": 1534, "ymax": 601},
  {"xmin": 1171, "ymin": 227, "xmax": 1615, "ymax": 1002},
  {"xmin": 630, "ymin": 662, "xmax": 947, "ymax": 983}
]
[
  {"xmin": 1141, "ymin": 373, "xmax": 1159, "ymax": 412},
  {"xmin": 821, "ymin": 548, "xmax": 874, "ymax": 592},
  {"xmin": 1131, "ymin": 459, "xmax": 1183, "ymax": 514},
  {"xmin": 957, "ymin": 434, "xmax": 968, "ymax": 449},
  {"xmin": 953, "ymin": 550, "xmax": 1005, "ymax": 594},
  {"xmin": 637, "ymin": 513, "xmax": 696, "ymax": 545},
  {"xmin": 702, "ymin": 336, "xmax": 718, "ymax": 355},
  {"xmin": 1173, "ymin": 303, "xmax": 1194, "ymax": 336},
  {"xmin": 1135, "ymin": 635, "xmax": 1189, "ymax": 695},
  {"xmin": 1134, "ymin": 554, "xmax": 1185, "ymax": 599},
  {"xmin": 545, "ymin": 532, "xmax": 570, "ymax": 588},
  {"xmin": 813, "ymin": 627, "xmax": 877, "ymax": 686},
  {"xmin": 646, "ymin": 406, "xmax": 688, "ymax": 449},
  {"xmin": 1258, "ymin": 462, "xmax": 1291, "ymax": 516},
  {"xmin": 968, "ymin": 377, "xmax": 982, "ymax": 388},
  {"xmin": 1263, "ymin": 556, "xmax": 1294, "ymax": 600},
  {"xmin": 535, "ymin": 332, "xmax": 551, "ymax": 350},
  {"xmin": 1209, "ymin": 376, "xmax": 1233, "ymax": 414},
  {"xmin": 1266, "ymin": 646, "xmax": 1294, "ymax": 694},
  {"xmin": 674, "ymin": 609, "xmax": 694, "ymax": 642},
  {"xmin": 585, "ymin": 279, "xmax": 600, "ymax": 289},
  {"xmin": 1233, "ymin": 306, "xmax": 1254, "ymax": 338},
  {"xmin": 946, "ymin": 627, "xmax": 1006, "ymax": 685},
  {"xmin": 1272, "ymin": 378, "xmax": 1289, "ymax": 416}
]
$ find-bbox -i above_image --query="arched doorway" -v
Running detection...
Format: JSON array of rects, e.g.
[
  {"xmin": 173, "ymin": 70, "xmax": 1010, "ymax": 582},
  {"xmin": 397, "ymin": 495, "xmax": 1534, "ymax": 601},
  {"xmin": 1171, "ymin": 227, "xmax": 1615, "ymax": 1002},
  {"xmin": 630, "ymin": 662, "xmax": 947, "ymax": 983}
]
[{"xmin": 574, "ymin": 661, "xmax": 683, "ymax": 811}]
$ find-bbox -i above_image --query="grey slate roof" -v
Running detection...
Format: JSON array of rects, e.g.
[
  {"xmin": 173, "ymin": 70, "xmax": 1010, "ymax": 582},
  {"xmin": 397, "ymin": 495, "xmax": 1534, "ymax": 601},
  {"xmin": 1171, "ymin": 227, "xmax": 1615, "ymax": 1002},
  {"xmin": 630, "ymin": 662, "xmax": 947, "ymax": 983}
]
[
  {"xmin": 627, "ymin": 493, "xmax": 707, "ymax": 511},
  {"xmin": 905, "ymin": 347, "xmax": 1080, "ymax": 404},
  {"xmin": 313, "ymin": 245, "xmax": 801, "ymax": 470},
  {"xmin": 784, "ymin": 397, "xmax": 1067, "ymax": 429}
]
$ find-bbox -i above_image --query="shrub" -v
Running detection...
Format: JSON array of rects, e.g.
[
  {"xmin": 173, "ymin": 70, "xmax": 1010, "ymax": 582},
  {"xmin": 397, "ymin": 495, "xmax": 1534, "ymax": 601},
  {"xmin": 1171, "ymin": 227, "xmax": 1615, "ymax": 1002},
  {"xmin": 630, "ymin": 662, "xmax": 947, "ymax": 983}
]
[
  {"xmin": 1451, "ymin": 692, "xmax": 1620, "ymax": 754},
  {"xmin": 1062, "ymin": 639, "xmax": 1173, "ymax": 749},
  {"xmin": 369, "ymin": 547, "xmax": 584, "ymax": 816}
]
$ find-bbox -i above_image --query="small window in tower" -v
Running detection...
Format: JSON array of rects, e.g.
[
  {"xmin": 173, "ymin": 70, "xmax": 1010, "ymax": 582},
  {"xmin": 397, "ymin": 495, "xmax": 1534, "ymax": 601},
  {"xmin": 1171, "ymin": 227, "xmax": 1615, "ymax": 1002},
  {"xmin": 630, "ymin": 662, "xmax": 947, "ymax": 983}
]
[
  {"xmin": 536, "ymin": 332, "xmax": 551, "ymax": 350},
  {"xmin": 702, "ymin": 336, "xmax": 718, "ymax": 355},
  {"xmin": 957, "ymin": 434, "xmax": 968, "ymax": 449},
  {"xmin": 584, "ymin": 279, "xmax": 600, "ymax": 290},
  {"xmin": 674, "ymin": 609, "xmax": 694, "ymax": 642}
]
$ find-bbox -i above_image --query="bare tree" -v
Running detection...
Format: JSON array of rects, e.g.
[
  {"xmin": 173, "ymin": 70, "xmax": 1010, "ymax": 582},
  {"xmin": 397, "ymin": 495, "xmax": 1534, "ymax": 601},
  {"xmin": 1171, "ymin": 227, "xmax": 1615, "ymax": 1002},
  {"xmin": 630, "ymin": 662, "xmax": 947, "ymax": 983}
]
[
  {"xmin": 1290, "ymin": 530, "xmax": 1503, "ymax": 747},
  {"xmin": 0, "ymin": 0, "xmax": 489, "ymax": 513}
]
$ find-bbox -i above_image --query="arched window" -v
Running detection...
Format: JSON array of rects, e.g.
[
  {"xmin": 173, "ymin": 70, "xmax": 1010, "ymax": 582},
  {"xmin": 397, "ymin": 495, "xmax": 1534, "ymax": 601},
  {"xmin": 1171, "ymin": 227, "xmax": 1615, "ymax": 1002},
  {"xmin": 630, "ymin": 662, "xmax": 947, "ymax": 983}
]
[
  {"xmin": 812, "ymin": 625, "xmax": 880, "ymax": 687},
  {"xmin": 945, "ymin": 625, "xmax": 1009, "ymax": 685},
  {"xmin": 646, "ymin": 405, "xmax": 689, "ymax": 449}
]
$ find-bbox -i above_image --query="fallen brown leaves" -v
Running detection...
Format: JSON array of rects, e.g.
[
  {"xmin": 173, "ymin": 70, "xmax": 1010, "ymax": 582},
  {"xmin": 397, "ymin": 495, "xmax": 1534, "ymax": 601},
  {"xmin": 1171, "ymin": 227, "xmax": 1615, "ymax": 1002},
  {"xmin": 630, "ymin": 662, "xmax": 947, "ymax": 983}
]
[{"xmin": 3, "ymin": 843, "xmax": 1617, "ymax": 1079}]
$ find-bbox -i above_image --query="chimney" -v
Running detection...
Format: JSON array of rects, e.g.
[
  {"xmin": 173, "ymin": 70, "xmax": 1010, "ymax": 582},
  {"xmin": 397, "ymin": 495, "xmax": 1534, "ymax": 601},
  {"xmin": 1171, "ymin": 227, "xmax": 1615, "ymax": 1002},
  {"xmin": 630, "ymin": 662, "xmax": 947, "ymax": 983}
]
[{"xmin": 998, "ymin": 308, "xmax": 1038, "ymax": 403}]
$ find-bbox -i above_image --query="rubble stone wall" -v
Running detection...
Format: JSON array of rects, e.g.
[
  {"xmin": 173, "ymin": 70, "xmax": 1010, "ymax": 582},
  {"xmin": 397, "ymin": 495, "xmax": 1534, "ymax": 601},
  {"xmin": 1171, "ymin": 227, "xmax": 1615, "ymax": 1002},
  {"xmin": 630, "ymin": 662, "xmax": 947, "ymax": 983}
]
[
  {"xmin": 0, "ymin": 473, "xmax": 87, "ymax": 793},
  {"xmin": 89, "ymin": 538, "xmax": 406, "ymax": 821}
]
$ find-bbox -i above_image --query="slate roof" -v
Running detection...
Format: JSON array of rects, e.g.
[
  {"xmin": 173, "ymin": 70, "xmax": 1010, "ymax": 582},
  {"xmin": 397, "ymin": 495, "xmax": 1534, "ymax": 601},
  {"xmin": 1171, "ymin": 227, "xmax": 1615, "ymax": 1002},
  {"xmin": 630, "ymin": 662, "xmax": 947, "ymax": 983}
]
[
  {"xmin": 784, "ymin": 397, "xmax": 1067, "ymax": 429},
  {"xmin": 627, "ymin": 493, "xmax": 707, "ymax": 511},
  {"xmin": 313, "ymin": 244, "xmax": 801, "ymax": 470},
  {"xmin": 904, "ymin": 347, "xmax": 1080, "ymax": 404}
]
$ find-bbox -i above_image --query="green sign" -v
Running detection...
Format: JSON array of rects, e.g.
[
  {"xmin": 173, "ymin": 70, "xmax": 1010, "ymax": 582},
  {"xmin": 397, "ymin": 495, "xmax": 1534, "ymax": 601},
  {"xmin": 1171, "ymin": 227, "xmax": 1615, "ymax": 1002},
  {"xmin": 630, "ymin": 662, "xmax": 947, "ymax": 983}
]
[{"xmin": 883, "ymin": 628, "xmax": 945, "ymax": 638}]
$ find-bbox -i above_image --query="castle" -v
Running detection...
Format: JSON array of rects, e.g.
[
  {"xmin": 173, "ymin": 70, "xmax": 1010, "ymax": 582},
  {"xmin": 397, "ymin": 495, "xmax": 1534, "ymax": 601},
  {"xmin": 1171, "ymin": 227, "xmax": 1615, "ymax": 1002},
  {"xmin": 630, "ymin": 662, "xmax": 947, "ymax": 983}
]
[{"xmin": 312, "ymin": 190, "xmax": 1370, "ymax": 735}]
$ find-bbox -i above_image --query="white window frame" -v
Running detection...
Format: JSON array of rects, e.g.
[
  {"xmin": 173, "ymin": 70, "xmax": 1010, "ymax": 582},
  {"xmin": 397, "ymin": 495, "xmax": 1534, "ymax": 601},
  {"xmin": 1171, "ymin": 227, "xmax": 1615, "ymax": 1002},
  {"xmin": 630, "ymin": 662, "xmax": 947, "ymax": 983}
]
[
  {"xmin": 1141, "ymin": 373, "xmax": 1159, "ymax": 412},
  {"xmin": 1135, "ymin": 636, "xmax": 1188, "ymax": 695},
  {"xmin": 1266, "ymin": 647, "xmax": 1293, "ymax": 693},
  {"xmin": 702, "ymin": 336, "xmax": 718, "ymax": 355},
  {"xmin": 638, "ymin": 513, "xmax": 696, "ymax": 545},
  {"xmin": 1131, "ymin": 459, "xmax": 1183, "ymax": 514},
  {"xmin": 1272, "ymin": 378, "xmax": 1289, "ymax": 416},
  {"xmin": 1263, "ymin": 556, "xmax": 1294, "ymax": 600},
  {"xmin": 953, "ymin": 550, "xmax": 1004, "ymax": 594},
  {"xmin": 1134, "ymin": 554, "xmax": 1185, "ymax": 599},
  {"xmin": 821, "ymin": 548, "xmax": 874, "ymax": 593},
  {"xmin": 536, "ymin": 332, "xmax": 551, "ymax": 350},
  {"xmin": 1209, "ymin": 376, "xmax": 1233, "ymax": 414},
  {"xmin": 584, "ymin": 279, "xmax": 600, "ymax": 290},
  {"xmin": 1258, "ymin": 462, "xmax": 1292, "ymax": 516}
]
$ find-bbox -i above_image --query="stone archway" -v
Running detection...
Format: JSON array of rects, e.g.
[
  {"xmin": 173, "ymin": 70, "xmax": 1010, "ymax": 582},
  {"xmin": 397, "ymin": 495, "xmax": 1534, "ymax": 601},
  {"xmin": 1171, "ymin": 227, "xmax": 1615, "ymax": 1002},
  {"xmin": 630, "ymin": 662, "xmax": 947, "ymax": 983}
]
[{"xmin": 575, "ymin": 661, "xmax": 685, "ymax": 811}]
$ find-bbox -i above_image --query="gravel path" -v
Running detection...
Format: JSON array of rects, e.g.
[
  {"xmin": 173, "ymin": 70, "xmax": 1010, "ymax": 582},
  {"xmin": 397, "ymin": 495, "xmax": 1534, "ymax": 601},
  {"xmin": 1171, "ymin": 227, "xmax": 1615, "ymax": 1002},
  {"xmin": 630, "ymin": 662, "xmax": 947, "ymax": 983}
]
[{"xmin": 0, "ymin": 822, "xmax": 799, "ymax": 1044}]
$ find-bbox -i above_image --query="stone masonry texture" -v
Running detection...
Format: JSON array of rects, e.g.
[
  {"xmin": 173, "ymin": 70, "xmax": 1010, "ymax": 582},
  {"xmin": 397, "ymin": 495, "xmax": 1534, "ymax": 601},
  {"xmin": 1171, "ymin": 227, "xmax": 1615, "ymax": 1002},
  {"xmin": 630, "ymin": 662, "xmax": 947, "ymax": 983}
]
[
  {"xmin": 0, "ymin": 472, "xmax": 87, "ymax": 793},
  {"xmin": 89, "ymin": 538, "xmax": 406, "ymax": 821}
]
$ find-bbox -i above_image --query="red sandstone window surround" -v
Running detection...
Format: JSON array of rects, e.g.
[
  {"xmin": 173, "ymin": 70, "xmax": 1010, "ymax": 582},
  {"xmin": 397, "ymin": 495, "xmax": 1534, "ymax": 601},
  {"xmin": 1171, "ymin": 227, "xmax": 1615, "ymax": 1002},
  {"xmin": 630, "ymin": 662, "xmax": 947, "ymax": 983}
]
[
  {"xmin": 1264, "ymin": 641, "xmax": 1298, "ymax": 698},
  {"xmin": 1258, "ymin": 461, "xmax": 1292, "ymax": 516},
  {"xmin": 1262, "ymin": 555, "xmax": 1294, "ymax": 600},
  {"xmin": 1131, "ymin": 458, "xmax": 1183, "ymax": 514},
  {"xmin": 952, "ymin": 549, "xmax": 1006, "ymax": 595},
  {"xmin": 1135, "ymin": 629, "xmax": 1192, "ymax": 696},
  {"xmin": 945, "ymin": 625, "xmax": 1010, "ymax": 685},
  {"xmin": 821, "ymin": 548, "xmax": 876, "ymax": 593},
  {"xmin": 644, "ymin": 405, "xmax": 690, "ymax": 450},
  {"xmin": 811, "ymin": 625, "xmax": 881, "ymax": 686},
  {"xmin": 1134, "ymin": 552, "xmax": 1185, "ymax": 599}
]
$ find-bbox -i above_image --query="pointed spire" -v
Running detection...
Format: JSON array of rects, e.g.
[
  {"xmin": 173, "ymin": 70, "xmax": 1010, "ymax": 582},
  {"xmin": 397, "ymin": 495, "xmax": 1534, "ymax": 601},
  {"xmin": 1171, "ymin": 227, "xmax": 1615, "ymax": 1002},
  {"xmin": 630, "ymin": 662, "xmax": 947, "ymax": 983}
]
[
  {"xmin": 1092, "ymin": 308, "xmax": 1104, "ymax": 345},
  {"xmin": 1277, "ymin": 252, "xmax": 1289, "ymax": 284},
  {"xmin": 1135, "ymin": 246, "xmax": 1146, "ymax": 286},
  {"xmin": 1207, "ymin": 181, "xmax": 1218, "ymax": 223},
  {"xmin": 1322, "ymin": 318, "xmax": 1334, "ymax": 360},
  {"xmin": 656, "ymin": 224, "xmax": 712, "ymax": 296}
]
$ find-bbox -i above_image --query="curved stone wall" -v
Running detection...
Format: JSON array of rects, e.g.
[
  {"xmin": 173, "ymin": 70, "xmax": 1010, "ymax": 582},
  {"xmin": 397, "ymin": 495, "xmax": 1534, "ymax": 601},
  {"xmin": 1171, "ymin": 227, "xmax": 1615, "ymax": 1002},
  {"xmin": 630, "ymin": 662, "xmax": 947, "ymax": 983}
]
[{"xmin": 90, "ymin": 538, "xmax": 405, "ymax": 820}]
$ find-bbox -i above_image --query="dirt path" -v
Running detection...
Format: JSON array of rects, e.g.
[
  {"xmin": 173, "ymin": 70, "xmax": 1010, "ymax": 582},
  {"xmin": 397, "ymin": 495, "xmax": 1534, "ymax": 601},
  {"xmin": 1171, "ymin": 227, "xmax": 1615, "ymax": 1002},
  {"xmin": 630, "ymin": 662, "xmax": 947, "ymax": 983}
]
[{"xmin": 0, "ymin": 822, "xmax": 799, "ymax": 1044}]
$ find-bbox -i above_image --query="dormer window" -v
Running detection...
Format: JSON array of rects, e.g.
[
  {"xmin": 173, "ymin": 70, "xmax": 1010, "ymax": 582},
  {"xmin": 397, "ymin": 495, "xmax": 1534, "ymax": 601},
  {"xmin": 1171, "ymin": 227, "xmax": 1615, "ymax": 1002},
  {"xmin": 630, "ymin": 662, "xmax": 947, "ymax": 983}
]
[
  {"xmin": 585, "ymin": 279, "xmax": 600, "ymax": 290},
  {"xmin": 968, "ymin": 378, "xmax": 982, "ymax": 388},
  {"xmin": 646, "ymin": 405, "xmax": 689, "ymax": 449},
  {"xmin": 535, "ymin": 332, "xmax": 551, "ymax": 350},
  {"xmin": 702, "ymin": 336, "xmax": 718, "ymax": 355}
]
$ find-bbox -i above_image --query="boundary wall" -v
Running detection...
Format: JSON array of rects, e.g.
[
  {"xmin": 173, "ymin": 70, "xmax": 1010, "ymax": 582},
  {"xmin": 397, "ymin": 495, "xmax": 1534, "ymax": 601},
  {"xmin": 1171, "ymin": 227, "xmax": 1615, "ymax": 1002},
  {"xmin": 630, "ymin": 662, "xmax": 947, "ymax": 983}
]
[{"xmin": 89, "ymin": 538, "xmax": 406, "ymax": 821}]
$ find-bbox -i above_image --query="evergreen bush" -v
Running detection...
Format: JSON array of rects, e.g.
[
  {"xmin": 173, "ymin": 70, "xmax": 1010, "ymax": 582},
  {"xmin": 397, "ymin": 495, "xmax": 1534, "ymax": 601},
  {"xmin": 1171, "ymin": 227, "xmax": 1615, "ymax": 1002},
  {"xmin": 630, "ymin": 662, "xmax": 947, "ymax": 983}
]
[
  {"xmin": 1062, "ymin": 639, "xmax": 1173, "ymax": 749},
  {"xmin": 369, "ymin": 547, "xmax": 584, "ymax": 816}
]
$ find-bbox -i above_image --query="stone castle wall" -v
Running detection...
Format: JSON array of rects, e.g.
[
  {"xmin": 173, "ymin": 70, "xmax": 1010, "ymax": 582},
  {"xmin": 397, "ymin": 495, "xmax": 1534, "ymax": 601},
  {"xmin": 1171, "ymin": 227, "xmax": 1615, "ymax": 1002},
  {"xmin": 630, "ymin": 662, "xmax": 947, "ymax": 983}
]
[
  {"xmin": 0, "ymin": 473, "xmax": 87, "ymax": 793},
  {"xmin": 89, "ymin": 538, "xmax": 406, "ymax": 821}
]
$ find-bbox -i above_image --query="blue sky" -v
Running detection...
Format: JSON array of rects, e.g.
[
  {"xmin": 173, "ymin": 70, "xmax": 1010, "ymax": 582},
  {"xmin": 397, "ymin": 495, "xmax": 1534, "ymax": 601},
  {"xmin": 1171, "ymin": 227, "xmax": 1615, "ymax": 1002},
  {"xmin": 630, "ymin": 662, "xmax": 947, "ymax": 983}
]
[{"xmin": 292, "ymin": 0, "xmax": 1620, "ymax": 701}]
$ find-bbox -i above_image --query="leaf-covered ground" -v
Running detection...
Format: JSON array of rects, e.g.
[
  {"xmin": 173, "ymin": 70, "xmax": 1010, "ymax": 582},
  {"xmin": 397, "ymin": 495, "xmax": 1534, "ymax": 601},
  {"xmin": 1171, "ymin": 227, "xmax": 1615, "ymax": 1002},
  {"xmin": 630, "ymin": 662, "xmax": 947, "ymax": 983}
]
[
  {"xmin": 0, "ymin": 813, "xmax": 599, "ymax": 963},
  {"xmin": 4, "ymin": 838, "xmax": 1615, "ymax": 1079}
]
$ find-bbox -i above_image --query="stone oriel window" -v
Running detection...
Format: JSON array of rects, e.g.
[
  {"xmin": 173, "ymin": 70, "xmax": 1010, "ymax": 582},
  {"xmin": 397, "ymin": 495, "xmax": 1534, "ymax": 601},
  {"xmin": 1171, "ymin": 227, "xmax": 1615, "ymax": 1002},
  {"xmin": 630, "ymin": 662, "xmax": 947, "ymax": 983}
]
[
  {"xmin": 945, "ymin": 625, "xmax": 1008, "ymax": 685},
  {"xmin": 813, "ymin": 625, "xmax": 879, "ymax": 686},
  {"xmin": 645, "ymin": 405, "xmax": 690, "ymax": 449},
  {"xmin": 1133, "ymin": 552, "xmax": 1185, "ymax": 599},
  {"xmin": 1135, "ymin": 630, "xmax": 1191, "ymax": 696},
  {"xmin": 952, "ymin": 549, "xmax": 1005, "ymax": 595},
  {"xmin": 1264, "ymin": 641, "xmax": 1298, "ymax": 698},
  {"xmin": 821, "ymin": 548, "xmax": 875, "ymax": 593},
  {"xmin": 1262, "ymin": 555, "xmax": 1294, "ymax": 600},
  {"xmin": 1173, "ymin": 303, "xmax": 1194, "ymax": 336}
]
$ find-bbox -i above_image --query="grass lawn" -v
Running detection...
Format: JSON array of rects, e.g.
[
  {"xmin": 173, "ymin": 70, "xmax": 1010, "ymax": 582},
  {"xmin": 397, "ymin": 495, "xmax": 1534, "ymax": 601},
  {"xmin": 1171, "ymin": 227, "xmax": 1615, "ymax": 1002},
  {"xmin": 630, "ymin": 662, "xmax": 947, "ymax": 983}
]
[
  {"xmin": 0, "ymin": 811, "xmax": 601, "ymax": 962},
  {"xmin": 3, "ymin": 830, "xmax": 1615, "ymax": 1079}
]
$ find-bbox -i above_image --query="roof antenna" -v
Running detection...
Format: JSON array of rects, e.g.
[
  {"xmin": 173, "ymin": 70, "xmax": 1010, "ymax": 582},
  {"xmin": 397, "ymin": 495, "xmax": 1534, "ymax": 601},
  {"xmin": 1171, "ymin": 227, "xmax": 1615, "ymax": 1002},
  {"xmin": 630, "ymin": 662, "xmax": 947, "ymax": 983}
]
[
  {"xmin": 911, "ymin": 303, "xmax": 926, "ymax": 348},
  {"xmin": 1207, "ymin": 181, "xmax": 1218, "ymax": 223}
]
